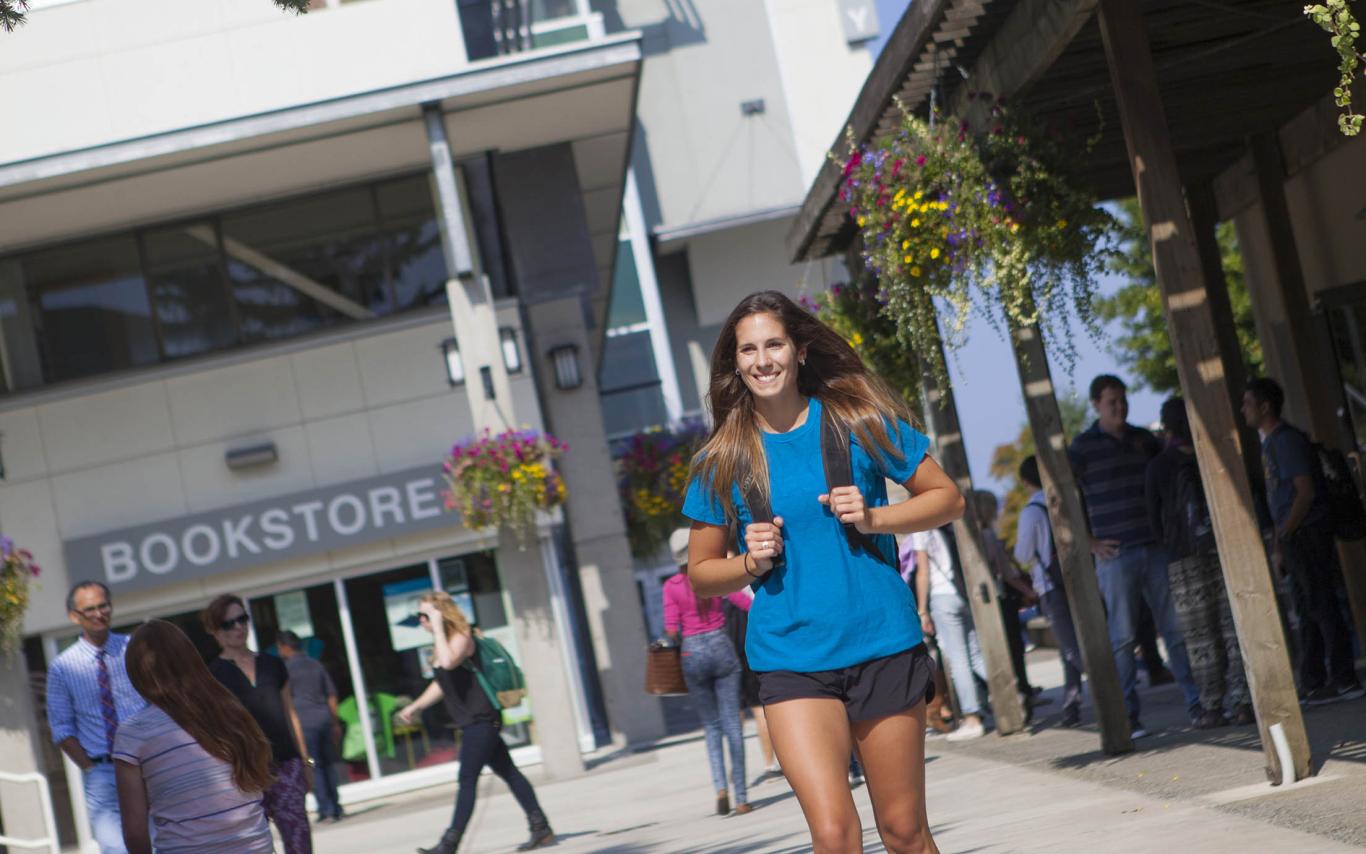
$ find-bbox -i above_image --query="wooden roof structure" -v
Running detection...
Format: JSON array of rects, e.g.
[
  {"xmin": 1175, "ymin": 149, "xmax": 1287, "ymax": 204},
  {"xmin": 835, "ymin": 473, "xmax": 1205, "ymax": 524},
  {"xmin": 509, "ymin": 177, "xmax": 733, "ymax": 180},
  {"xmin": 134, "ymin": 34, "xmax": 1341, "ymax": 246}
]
[{"xmin": 789, "ymin": 0, "xmax": 1343, "ymax": 262}]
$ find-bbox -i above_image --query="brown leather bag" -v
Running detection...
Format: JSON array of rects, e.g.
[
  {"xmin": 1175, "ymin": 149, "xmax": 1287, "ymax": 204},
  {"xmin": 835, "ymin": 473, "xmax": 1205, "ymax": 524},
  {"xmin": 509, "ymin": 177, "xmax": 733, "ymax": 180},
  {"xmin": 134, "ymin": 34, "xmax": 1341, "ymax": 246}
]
[{"xmin": 644, "ymin": 644, "xmax": 688, "ymax": 696}]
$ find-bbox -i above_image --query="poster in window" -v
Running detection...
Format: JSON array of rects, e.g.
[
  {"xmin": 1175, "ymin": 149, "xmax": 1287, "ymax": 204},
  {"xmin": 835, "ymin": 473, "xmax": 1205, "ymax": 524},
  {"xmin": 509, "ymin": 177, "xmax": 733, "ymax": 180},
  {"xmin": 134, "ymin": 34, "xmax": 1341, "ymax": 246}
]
[{"xmin": 274, "ymin": 590, "xmax": 314, "ymax": 639}]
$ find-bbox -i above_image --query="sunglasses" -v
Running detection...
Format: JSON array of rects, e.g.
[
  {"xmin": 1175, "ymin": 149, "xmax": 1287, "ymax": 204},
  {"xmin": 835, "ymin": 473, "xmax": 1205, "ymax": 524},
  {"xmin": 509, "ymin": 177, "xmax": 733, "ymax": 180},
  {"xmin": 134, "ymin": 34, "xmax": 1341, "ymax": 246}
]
[
  {"xmin": 219, "ymin": 614, "xmax": 251, "ymax": 631},
  {"xmin": 416, "ymin": 612, "xmax": 431, "ymax": 622}
]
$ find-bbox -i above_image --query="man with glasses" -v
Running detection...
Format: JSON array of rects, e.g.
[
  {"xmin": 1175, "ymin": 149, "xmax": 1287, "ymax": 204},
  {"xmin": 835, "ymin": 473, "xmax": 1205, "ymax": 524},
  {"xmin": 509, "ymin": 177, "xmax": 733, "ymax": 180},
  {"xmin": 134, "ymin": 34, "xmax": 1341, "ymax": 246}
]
[{"xmin": 46, "ymin": 581, "xmax": 147, "ymax": 853}]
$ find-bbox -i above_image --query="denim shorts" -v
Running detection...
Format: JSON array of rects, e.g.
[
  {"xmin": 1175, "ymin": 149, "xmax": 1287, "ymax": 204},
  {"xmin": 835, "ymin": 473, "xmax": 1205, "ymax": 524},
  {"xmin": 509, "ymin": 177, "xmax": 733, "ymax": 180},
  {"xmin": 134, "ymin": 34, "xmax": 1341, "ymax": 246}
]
[{"xmin": 756, "ymin": 644, "xmax": 935, "ymax": 722}]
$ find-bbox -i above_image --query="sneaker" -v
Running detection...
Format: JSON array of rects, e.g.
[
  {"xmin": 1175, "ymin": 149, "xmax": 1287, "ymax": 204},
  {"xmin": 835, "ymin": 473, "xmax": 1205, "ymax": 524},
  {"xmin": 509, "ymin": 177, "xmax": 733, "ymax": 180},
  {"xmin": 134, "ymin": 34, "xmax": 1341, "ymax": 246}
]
[
  {"xmin": 1335, "ymin": 682, "xmax": 1365, "ymax": 701},
  {"xmin": 734, "ymin": 803, "xmax": 754, "ymax": 815},
  {"xmin": 1193, "ymin": 708, "xmax": 1227, "ymax": 730},
  {"xmin": 1059, "ymin": 707, "xmax": 1082, "ymax": 728},
  {"xmin": 946, "ymin": 721, "xmax": 986, "ymax": 742},
  {"xmin": 1230, "ymin": 705, "xmax": 1256, "ymax": 726},
  {"xmin": 1129, "ymin": 718, "xmax": 1150, "ymax": 739},
  {"xmin": 1301, "ymin": 686, "xmax": 1342, "ymax": 706},
  {"xmin": 848, "ymin": 769, "xmax": 864, "ymax": 788}
]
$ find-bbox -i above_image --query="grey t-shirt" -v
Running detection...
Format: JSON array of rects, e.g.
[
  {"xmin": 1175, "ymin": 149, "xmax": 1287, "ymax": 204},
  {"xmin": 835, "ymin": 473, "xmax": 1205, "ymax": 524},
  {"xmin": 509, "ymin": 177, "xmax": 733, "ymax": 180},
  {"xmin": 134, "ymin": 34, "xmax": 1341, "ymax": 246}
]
[{"xmin": 283, "ymin": 654, "xmax": 337, "ymax": 730}]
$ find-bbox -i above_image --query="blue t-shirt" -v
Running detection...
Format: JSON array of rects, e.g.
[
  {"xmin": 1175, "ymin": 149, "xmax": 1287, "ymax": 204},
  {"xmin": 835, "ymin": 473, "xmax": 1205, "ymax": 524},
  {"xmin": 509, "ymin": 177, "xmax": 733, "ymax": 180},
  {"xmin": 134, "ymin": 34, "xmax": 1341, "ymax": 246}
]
[
  {"xmin": 681, "ymin": 397, "xmax": 930, "ymax": 672},
  {"xmin": 1262, "ymin": 423, "xmax": 1327, "ymax": 528}
]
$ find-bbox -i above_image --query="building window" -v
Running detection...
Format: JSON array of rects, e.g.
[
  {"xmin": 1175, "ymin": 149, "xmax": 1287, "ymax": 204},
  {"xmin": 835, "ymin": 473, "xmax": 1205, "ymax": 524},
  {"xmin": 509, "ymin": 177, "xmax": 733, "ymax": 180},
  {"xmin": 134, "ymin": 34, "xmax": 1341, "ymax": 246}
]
[
  {"xmin": 0, "ymin": 172, "xmax": 464, "ymax": 393},
  {"xmin": 30, "ymin": 236, "xmax": 160, "ymax": 382}
]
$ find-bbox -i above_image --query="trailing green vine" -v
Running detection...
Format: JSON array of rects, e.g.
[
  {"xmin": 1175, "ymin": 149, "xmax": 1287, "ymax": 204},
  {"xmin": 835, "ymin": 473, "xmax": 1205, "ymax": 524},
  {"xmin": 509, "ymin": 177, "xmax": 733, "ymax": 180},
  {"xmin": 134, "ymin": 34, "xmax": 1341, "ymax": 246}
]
[
  {"xmin": 2, "ymin": 0, "xmax": 308, "ymax": 32},
  {"xmin": 801, "ymin": 279, "xmax": 923, "ymax": 411},
  {"xmin": 1305, "ymin": 1, "xmax": 1363, "ymax": 136}
]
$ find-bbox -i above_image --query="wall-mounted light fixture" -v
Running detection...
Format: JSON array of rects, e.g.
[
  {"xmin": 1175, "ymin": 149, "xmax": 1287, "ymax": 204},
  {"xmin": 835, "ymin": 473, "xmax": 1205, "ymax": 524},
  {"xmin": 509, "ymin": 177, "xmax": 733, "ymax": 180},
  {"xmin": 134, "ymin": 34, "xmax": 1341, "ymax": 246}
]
[
  {"xmin": 499, "ymin": 327, "xmax": 523, "ymax": 374},
  {"xmin": 225, "ymin": 441, "xmax": 278, "ymax": 471},
  {"xmin": 440, "ymin": 337, "xmax": 465, "ymax": 387},
  {"xmin": 480, "ymin": 366, "xmax": 497, "ymax": 401},
  {"xmin": 549, "ymin": 343, "xmax": 583, "ymax": 390}
]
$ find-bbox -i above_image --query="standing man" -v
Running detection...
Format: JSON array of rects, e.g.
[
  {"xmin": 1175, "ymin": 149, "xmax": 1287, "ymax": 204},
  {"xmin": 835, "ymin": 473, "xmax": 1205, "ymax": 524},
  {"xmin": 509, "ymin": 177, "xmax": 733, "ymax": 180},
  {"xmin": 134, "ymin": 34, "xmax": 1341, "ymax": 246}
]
[
  {"xmin": 46, "ymin": 581, "xmax": 146, "ymax": 853},
  {"xmin": 1069, "ymin": 375, "xmax": 1200, "ymax": 737},
  {"xmin": 1015, "ymin": 456, "xmax": 1086, "ymax": 728},
  {"xmin": 1146, "ymin": 397, "xmax": 1252, "ymax": 727},
  {"xmin": 276, "ymin": 630, "xmax": 345, "ymax": 823},
  {"xmin": 1242, "ymin": 377, "xmax": 1365, "ymax": 704}
]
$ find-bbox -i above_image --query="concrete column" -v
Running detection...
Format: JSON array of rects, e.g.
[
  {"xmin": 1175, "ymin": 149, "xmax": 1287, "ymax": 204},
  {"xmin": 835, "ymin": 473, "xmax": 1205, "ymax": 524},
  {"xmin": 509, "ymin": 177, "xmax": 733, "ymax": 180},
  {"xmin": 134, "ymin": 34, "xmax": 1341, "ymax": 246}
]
[
  {"xmin": 496, "ymin": 531, "xmax": 586, "ymax": 778},
  {"xmin": 423, "ymin": 103, "xmax": 514, "ymax": 433},
  {"xmin": 0, "ymin": 652, "xmax": 56, "ymax": 850},
  {"xmin": 524, "ymin": 296, "xmax": 667, "ymax": 745}
]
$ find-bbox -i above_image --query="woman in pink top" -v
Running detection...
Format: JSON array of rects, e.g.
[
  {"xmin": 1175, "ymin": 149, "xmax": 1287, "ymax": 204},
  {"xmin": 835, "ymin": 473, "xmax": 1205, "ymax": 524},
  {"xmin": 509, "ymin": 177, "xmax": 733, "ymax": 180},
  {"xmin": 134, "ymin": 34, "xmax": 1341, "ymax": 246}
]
[{"xmin": 663, "ymin": 528, "xmax": 752, "ymax": 816}]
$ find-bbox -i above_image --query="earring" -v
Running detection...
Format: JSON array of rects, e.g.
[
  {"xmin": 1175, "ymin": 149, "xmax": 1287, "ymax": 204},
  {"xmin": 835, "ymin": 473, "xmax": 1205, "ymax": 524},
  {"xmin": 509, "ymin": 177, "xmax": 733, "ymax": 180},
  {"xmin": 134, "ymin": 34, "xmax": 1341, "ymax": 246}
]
[
  {"xmin": 735, "ymin": 369, "xmax": 741, "ymax": 376},
  {"xmin": 799, "ymin": 359, "xmax": 806, "ymax": 366}
]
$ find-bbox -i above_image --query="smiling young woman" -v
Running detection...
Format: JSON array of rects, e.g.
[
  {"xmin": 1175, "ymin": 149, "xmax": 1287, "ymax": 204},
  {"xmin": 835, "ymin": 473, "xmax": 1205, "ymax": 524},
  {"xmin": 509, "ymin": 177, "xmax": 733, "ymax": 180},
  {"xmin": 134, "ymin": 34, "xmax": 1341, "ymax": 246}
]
[{"xmin": 682, "ymin": 290, "xmax": 964, "ymax": 854}]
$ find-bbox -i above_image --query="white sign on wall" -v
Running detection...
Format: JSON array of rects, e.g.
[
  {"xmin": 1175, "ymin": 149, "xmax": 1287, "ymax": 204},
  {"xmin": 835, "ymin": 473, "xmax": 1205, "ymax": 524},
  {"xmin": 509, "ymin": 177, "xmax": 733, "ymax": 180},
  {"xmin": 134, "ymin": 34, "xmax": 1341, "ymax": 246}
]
[{"xmin": 840, "ymin": 0, "xmax": 880, "ymax": 44}]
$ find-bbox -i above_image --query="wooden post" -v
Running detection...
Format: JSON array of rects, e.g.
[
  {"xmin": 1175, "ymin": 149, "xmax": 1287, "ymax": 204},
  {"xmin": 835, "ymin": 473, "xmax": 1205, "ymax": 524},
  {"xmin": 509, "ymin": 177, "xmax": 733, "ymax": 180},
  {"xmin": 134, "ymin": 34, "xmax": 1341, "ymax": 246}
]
[
  {"xmin": 1008, "ymin": 319, "xmax": 1133, "ymax": 755},
  {"xmin": 919, "ymin": 333, "xmax": 1028, "ymax": 736},
  {"xmin": 1097, "ymin": 0, "xmax": 1312, "ymax": 783},
  {"xmin": 1249, "ymin": 133, "xmax": 1366, "ymax": 647}
]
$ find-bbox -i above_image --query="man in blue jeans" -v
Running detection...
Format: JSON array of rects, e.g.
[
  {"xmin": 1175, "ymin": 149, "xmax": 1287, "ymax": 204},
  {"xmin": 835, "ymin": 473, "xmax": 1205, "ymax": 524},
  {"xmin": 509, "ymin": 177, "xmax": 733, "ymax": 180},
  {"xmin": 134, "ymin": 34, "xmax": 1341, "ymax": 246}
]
[
  {"xmin": 46, "ymin": 581, "xmax": 147, "ymax": 853},
  {"xmin": 278, "ymin": 630, "xmax": 345, "ymax": 822},
  {"xmin": 1070, "ymin": 375, "xmax": 1200, "ymax": 737}
]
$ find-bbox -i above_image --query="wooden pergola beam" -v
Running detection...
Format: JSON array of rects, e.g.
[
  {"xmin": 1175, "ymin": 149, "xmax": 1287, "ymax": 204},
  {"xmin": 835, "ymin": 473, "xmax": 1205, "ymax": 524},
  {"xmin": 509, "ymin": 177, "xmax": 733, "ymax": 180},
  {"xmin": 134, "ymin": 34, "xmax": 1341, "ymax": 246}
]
[
  {"xmin": 1009, "ymin": 320, "xmax": 1133, "ymax": 755},
  {"xmin": 1097, "ymin": 0, "xmax": 1311, "ymax": 783},
  {"xmin": 946, "ymin": 0, "xmax": 1099, "ymax": 121}
]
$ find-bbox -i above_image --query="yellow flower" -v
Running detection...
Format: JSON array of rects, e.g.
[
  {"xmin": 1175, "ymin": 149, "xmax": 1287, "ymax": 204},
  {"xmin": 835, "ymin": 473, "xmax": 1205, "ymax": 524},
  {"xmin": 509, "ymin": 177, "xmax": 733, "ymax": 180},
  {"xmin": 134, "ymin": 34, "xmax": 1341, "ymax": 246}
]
[
  {"xmin": 930, "ymin": 247, "xmax": 940, "ymax": 259},
  {"xmin": 901, "ymin": 239, "xmax": 910, "ymax": 250},
  {"xmin": 1056, "ymin": 218, "xmax": 1068, "ymax": 228},
  {"xmin": 850, "ymin": 331, "xmax": 865, "ymax": 347},
  {"xmin": 910, "ymin": 266, "xmax": 922, "ymax": 277},
  {"xmin": 1011, "ymin": 222, "xmax": 1020, "ymax": 233},
  {"xmin": 857, "ymin": 216, "xmax": 867, "ymax": 227},
  {"xmin": 914, "ymin": 190, "xmax": 924, "ymax": 201},
  {"xmin": 911, "ymin": 218, "xmax": 920, "ymax": 228},
  {"xmin": 904, "ymin": 254, "xmax": 913, "ymax": 263}
]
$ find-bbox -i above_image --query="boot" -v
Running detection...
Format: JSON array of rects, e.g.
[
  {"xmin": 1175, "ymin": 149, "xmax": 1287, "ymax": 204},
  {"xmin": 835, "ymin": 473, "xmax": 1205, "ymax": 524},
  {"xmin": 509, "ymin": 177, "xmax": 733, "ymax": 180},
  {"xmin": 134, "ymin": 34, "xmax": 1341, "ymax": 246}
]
[
  {"xmin": 517, "ymin": 809, "xmax": 555, "ymax": 851},
  {"xmin": 417, "ymin": 827, "xmax": 463, "ymax": 854}
]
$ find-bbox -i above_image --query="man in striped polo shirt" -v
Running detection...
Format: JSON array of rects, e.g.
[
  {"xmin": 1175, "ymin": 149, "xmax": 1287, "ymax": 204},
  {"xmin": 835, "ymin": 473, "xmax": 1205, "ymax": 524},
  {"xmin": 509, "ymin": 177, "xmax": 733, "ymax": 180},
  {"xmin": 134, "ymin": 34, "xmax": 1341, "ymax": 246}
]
[{"xmin": 1069, "ymin": 375, "xmax": 1199, "ymax": 738}]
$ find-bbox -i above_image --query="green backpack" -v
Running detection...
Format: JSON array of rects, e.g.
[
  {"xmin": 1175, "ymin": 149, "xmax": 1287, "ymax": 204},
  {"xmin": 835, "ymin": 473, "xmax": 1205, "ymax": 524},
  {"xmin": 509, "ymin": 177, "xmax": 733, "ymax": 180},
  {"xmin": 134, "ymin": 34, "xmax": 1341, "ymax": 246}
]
[{"xmin": 463, "ymin": 634, "xmax": 527, "ymax": 711}]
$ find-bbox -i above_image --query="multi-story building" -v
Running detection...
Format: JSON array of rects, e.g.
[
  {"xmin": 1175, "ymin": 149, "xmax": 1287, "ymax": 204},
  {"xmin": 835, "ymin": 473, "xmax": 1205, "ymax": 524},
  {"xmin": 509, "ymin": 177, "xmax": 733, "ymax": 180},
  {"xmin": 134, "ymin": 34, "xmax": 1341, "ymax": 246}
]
[{"xmin": 0, "ymin": 0, "xmax": 877, "ymax": 848}]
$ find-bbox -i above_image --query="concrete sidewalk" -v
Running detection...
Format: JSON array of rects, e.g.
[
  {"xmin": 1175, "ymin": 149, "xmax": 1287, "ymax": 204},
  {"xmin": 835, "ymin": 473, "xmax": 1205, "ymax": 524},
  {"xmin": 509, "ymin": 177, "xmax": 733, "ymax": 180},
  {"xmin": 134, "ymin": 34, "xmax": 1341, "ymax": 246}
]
[{"xmin": 310, "ymin": 699, "xmax": 1364, "ymax": 853}]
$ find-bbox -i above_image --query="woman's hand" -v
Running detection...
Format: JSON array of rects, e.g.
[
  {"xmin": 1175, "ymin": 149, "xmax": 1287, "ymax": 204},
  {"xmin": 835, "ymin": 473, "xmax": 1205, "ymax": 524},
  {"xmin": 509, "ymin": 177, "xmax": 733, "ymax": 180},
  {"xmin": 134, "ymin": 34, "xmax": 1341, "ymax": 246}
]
[
  {"xmin": 819, "ymin": 486, "xmax": 873, "ymax": 533},
  {"xmin": 919, "ymin": 611, "xmax": 936, "ymax": 637},
  {"xmin": 744, "ymin": 518, "xmax": 785, "ymax": 570},
  {"xmin": 397, "ymin": 703, "xmax": 418, "ymax": 725}
]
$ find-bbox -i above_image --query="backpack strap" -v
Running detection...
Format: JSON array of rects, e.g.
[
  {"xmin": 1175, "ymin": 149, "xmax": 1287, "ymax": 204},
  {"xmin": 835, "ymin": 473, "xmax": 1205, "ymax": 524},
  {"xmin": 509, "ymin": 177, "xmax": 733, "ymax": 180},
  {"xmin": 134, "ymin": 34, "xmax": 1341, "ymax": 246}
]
[
  {"xmin": 820, "ymin": 405, "xmax": 897, "ymax": 570},
  {"xmin": 740, "ymin": 469, "xmax": 782, "ymax": 573}
]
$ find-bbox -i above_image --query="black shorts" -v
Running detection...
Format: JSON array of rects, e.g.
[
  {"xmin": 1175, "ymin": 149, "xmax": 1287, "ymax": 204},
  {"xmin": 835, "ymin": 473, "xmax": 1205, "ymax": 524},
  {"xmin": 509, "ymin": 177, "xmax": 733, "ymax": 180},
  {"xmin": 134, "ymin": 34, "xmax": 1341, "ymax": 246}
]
[{"xmin": 756, "ymin": 644, "xmax": 936, "ymax": 722}]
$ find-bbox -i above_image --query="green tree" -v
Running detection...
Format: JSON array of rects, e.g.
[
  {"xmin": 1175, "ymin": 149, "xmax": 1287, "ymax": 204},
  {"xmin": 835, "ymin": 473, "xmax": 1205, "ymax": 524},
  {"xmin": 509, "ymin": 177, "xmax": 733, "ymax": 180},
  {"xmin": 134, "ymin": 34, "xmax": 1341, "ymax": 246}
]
[
  {"xmin": 1093, "ymin": 198, "xmax": 1262, "ymax": 394},
  {"xmin": 988, "ymin": 395, "xmax": 1089, "ymax": 553},
  {"xmin": 3, "ymin": 0, "xmax": 309, "ymax": 32}
]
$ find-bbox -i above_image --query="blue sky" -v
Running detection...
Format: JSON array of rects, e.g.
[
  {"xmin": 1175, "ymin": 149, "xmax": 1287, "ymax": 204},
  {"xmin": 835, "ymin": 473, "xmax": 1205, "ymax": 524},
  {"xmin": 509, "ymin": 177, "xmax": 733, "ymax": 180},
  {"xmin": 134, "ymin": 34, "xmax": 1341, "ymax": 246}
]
[{"xmin": 865, "ymin": 0, "xmax": 1162, "ymax": 493}]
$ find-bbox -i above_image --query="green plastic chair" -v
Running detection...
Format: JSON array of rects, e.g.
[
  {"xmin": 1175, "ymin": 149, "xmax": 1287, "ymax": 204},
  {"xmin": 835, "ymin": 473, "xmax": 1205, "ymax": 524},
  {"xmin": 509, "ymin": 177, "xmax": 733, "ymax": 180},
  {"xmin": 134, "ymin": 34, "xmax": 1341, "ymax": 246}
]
[{"xmin": 337, "ymin": 694, "xmax": 398, "ymax": 761}]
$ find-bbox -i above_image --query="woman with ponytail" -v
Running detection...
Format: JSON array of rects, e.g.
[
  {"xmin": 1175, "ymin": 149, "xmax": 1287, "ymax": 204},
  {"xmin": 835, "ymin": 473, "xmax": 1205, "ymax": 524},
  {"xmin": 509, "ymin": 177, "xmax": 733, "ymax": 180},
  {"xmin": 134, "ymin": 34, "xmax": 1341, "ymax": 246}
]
[
  {"xmin": 114, "ymin": 620, "xmax": 274, "ymax": 853},
  {"xmin": 683, "ymin": 290, "xmax": 964, "ymax": 853}
]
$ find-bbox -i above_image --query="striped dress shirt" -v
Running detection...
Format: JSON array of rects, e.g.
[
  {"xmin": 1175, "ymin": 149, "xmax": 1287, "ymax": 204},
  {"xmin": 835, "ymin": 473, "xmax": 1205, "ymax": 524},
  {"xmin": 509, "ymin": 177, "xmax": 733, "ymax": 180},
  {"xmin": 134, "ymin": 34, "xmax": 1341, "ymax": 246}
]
[{"xmin": 46, "ymin": 633, "xmax": 147, "ymax": 758}]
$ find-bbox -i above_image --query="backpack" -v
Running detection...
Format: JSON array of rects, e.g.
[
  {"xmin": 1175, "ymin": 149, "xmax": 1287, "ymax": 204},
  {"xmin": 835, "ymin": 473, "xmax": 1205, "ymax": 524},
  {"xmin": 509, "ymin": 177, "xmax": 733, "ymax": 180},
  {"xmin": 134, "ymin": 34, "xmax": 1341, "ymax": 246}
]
[
  {"xmin": 1025, "ymin": 497, "xmax": 1065, "ymax": 590},
  {"xmin": 738, "ymin": 403, "xmax": 898, "ymax": 573},
  {"xmin": 463, "ymin": 634, "xmax": 527, "ymax": 711},
  {"xmin": 1163, "ymin": 452, "xmax": 1217, "ymax": 558}
]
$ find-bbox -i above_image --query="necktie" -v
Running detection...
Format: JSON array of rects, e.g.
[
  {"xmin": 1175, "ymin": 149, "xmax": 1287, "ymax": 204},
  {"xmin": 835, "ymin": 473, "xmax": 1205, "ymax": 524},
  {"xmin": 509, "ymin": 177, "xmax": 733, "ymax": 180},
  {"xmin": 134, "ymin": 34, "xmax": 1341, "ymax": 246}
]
[{"xmin": 95, "ymin": 648, "xmax": 119, "ymax": 755}]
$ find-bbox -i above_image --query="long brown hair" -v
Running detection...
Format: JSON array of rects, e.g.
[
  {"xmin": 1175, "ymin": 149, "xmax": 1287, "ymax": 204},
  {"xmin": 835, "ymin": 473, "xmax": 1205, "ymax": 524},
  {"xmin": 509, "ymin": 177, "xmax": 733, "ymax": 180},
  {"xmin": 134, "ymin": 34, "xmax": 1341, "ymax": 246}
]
[
  {"xmin": 125, "ymin": 620, "xmax": 275, "ymax": 793},
  {"xmin": 691, "ymin": 290, "xmax": 918, "ymax": 521}
]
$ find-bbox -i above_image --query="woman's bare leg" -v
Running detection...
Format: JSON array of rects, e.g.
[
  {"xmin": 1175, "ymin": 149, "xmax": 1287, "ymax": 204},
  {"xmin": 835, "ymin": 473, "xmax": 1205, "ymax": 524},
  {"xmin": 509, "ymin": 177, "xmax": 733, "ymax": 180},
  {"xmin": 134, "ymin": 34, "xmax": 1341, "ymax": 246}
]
[
  {"xmin": 765, "ymin": 698, "xmax": 862, "ymax": 853},
  {"xmin": 852, "ymin": 701, "xmax": 938, "ymax": 854},
  {"xmin": 752, "ymin": 705, "xmax": 776, "ymax": 769}
]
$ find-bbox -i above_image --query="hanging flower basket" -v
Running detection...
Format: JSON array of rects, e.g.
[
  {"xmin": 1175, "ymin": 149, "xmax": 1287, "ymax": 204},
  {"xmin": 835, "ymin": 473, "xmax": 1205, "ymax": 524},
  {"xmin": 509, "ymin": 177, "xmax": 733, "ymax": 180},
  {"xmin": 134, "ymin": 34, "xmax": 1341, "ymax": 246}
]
[
  {"xmin": 617, "ymin": 422, "xmax": 707, "ymax": 560},
  {"xmin": 0, "ymin": 537, "xmax": 41, "ymax": 656},
  {"xmin": 836, "ymin": 98, "xmax": 1113, "ymax": 386},
  {"xmin": 441, "ymin": 429, "xmax": 568, "ymax": 545}
]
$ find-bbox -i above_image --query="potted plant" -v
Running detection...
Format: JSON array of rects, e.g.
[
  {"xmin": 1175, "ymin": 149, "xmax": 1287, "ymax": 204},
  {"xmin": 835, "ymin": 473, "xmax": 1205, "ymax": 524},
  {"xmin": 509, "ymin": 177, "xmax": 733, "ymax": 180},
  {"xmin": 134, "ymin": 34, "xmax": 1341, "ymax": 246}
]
[
  {"xmin": 617, "ymin": 422, "xmax": 707, "ymax": 560},
  {"xmin": 0, "ymin": 536, "xmax": 40, "ymax": 655}
]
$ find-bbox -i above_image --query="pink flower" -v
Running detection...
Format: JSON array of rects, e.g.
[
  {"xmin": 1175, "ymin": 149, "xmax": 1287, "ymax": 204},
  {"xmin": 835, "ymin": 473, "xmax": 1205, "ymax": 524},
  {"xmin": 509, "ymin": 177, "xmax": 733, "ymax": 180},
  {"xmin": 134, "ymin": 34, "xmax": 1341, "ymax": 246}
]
[{"xmin": 915, "ymin": 155, "xmax": 926, "ymax": 166}]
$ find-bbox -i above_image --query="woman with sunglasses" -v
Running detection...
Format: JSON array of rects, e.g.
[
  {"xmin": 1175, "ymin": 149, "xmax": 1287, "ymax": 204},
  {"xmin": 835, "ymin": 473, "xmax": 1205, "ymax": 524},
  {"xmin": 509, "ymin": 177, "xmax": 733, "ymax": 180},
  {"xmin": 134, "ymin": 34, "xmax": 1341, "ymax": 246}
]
[
  {"xmin": 397, "ymin": 591, "xmax": 554, "ymax": 854},
  {"xmin": 204, "ymin": 594, "xmax": 314, "ymax": 854}
]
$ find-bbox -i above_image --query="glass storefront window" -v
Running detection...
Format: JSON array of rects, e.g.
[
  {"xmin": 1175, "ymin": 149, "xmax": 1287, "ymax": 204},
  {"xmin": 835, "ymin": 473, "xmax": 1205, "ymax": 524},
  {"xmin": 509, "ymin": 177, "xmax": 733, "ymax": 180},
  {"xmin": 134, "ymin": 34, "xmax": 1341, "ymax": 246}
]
[
  {"xmin": 1325, "ymin": 290, "xmax": 1366, "ymax": 451},
  {"xmin": 143, "ymin": 223, "xmax": 238, "ymax": 359},
  {"xmin": 342, "ymin": 563, "xmax": 459, "ymax": 778},
  {"xmin": 29, "ymin": 236, "xmax": 159, "ymax": 381},
  {"xmin": 377, "ymin": 176, "xmax": 450, "ymax": 312}
]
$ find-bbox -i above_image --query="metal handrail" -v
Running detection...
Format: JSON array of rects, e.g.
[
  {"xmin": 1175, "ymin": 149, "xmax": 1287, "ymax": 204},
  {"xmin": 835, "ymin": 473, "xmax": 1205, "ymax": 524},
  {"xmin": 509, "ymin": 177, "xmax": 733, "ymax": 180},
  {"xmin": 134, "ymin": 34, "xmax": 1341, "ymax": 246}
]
[{"xmin": 0, "ymin": 770, "xmax": 59, "ymax": 853}]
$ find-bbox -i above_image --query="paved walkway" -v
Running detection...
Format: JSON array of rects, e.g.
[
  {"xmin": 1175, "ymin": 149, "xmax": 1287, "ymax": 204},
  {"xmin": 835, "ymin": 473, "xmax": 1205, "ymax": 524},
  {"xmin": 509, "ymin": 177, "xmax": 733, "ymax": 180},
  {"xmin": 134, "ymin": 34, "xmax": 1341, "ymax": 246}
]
[{"xmin": 311, "ymin": 669, "xmax": 1365, "ymax": 853}]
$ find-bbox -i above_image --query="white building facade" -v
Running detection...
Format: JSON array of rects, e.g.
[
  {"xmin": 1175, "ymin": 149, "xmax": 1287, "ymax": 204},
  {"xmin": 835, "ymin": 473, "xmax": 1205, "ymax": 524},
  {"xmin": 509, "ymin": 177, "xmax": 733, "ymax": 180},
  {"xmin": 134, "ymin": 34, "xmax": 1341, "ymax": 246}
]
[{"xmin": 0, "ymin": 1, "xmax": 667, "ymax": 849}]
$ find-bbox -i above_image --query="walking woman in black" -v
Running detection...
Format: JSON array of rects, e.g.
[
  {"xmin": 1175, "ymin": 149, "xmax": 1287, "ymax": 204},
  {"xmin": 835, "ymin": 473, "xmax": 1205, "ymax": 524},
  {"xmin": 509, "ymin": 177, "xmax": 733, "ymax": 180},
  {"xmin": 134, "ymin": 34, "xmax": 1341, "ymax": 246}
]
[
  {"xmin": 397, "ymin": 591, "xmax": 554, "ymax": 853},
  {"xmin": 684, "ymin": 290, "xmax": 964, "ymax": 853}
]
